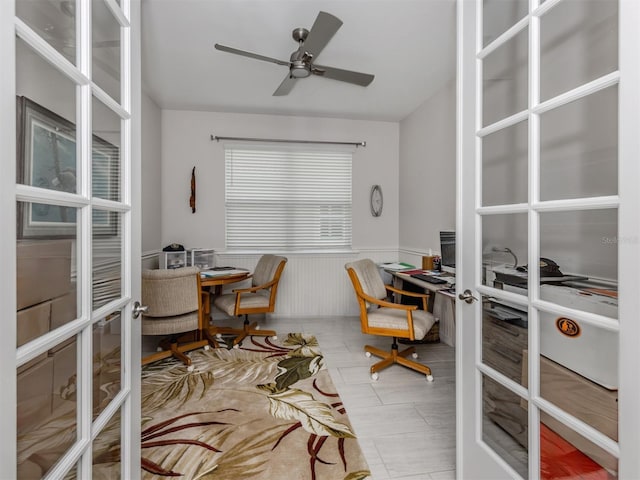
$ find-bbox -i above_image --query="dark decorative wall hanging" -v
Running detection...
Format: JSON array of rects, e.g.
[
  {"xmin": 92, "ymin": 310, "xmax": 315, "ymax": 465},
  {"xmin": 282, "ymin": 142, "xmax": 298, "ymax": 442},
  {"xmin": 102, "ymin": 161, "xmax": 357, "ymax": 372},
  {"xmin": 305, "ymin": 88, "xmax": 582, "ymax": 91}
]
[{"xmin": 190, "ymin": 166, "xmax": 196, "ymax": 213}]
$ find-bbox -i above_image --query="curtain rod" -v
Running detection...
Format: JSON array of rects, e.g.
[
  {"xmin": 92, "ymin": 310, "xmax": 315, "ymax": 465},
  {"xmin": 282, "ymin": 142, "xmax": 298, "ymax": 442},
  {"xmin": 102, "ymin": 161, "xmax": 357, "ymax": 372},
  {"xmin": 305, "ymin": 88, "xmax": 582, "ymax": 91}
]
[{"xmin": 210, "ymin": 134, "xmax": 366, "ymax": 147}]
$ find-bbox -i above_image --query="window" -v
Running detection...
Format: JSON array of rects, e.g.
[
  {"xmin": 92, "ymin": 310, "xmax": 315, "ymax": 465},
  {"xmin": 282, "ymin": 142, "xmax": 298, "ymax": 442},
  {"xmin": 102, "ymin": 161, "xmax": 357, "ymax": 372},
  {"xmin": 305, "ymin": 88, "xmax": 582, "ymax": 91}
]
[{"xmin": 225, "ymin": 144, "xmax": 352, "ymax": 250}]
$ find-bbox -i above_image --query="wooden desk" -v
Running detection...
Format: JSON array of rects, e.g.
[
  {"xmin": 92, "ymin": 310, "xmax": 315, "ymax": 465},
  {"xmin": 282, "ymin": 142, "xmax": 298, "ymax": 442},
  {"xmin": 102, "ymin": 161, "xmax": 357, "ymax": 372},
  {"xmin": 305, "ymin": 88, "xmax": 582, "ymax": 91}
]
[
  {"xmin": 200, "ymin": 270, "xmax": 250, "ymax": 293},
  {"xmin": 387, "ymin": 270, "xmax": 456, "ymax": 347}
]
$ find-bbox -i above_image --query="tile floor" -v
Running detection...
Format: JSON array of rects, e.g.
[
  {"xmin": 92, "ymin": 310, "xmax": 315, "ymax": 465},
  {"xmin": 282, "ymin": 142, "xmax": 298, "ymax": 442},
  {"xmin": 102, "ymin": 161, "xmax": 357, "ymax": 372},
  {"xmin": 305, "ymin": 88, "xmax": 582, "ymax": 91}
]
[{"xmin": 256, "ymin": 314, "xmax": 457, "ymax": 480}]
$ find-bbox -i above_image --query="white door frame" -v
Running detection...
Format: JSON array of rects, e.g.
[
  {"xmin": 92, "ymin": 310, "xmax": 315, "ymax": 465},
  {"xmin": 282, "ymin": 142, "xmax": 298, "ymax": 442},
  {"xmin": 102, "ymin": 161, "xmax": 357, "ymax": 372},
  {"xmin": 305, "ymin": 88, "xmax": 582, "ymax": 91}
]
[
  {"xmin": 0, "ymin": 0, "xmax": 18, "ymax": 473},
  {"xmin": 616, "ymin": 0, "xmax": 640, "ymax": 477},
  {"xmin": 456, "ymin": 0, "xmax": 640, "ymax": 478},
  {"xmin": 1, "ymin": 0, "xmax": 141, "ymax": 477}
]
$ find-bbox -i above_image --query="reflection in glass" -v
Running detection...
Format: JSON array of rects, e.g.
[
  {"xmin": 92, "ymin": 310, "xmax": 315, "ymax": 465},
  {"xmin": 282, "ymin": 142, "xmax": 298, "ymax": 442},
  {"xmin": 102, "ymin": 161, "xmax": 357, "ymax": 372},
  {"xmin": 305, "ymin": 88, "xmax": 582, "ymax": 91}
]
[
  {"xmin": 535, "ymin": 346, "xmax": 618, "ymax": 444},
  {"xmin": 16, "ymin": 0, "xmax": 77, "ymax": 65},
  {"xmin": 17, "ymin": 205, "xmax": 78, "ymax": 347},
  {"xmin": 17, "ymin": 336, "xmax": 78, "ymax": 478},
  {"xmin": 540, "ymin": 86, "xmax": 618, "ymax": 201},
  {"xmin": 482, "ymin": 374, "xmax": 528, "ymax": 478},
  {"xmin": 17, "ymin": 37, "xmax": 77, "ymax": 193},
  {"xmin": 539, "ymin": 209, "xmax": 618, "ymax": 308},
  {"xmin": 93, "ymin": 409, "xmax": 122, "ymax": 477},
  {"xmin": 93, "ymin": 209, "xmax": 122, "ymax": 310},
  {"xmin": 92, "ymin": 97, "xmax": 121, "ymax": 202},
  {"xmin": 92, "ymin": 0, "xmax": 121, "ymax": 102},
  {"xmin": 93, "ymin": 312, "xmax": 122, "ymax": 418},
  {"xmin": 539, "ymin": 419, "xmax": 618, "ymax": 479},
  {"xmin": 482, "ymin": 294, "xmax": 528, "ymax": 386},
  {"xmin": 483, "ymin": 27, "xmax": 529, "ymax": 127},
  {"xmin": 482, "ymin": 213, "xmax": 528, "ymax": 294},
  {"xmin": 482, "ymin": 0, "xmax": 528, "ymax": 47},
  {"xmin": 482, "ymin": 120, "xmax": 528, "ymax": 206},
  {"xmin": 540, "ymin": 0, "xmax": 618, "ymax": 102}
]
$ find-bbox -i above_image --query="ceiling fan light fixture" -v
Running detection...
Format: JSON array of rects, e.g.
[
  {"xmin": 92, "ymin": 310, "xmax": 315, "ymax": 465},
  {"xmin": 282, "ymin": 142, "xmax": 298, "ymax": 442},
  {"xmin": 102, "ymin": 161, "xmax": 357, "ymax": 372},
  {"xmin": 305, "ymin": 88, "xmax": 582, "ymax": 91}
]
[{"xmin": 290, "ymin": 63, "xmax": 310, "ymax": 78}]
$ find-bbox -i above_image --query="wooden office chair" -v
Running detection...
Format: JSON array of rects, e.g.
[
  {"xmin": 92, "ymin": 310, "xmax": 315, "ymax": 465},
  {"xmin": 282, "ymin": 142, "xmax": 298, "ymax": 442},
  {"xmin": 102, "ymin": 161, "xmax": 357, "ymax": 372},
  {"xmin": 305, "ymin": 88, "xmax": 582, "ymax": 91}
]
[
  {"xmin": 345, "ymin": 258, "xmax": 437, "ymax": 381},
  {"xmin": 212, "ymin": 255, "xmax": 287, "ymax": 346},
  {"xmin": 141, "ymin": 267, "xmax": 215, "ymax": 370}
]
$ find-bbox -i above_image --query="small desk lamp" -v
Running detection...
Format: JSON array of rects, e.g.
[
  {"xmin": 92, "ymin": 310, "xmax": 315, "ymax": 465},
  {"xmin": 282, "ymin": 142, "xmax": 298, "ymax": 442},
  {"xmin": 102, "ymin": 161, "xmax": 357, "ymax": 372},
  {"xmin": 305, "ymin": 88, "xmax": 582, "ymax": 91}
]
[{"xmin": 491, "ymin": 246, "xmax": 518, "ymax": 269}]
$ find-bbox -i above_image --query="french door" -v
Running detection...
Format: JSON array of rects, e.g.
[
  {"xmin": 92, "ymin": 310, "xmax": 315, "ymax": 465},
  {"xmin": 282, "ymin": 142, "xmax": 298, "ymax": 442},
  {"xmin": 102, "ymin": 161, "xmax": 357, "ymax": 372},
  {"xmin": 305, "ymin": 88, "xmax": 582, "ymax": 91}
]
[
  {"xmin": 1, "ymin": 0, "xmax": 141, "ymax": 478},
  {"xmin": 457, "ymin": 0, "xmax": 640, "ymax": 478}
]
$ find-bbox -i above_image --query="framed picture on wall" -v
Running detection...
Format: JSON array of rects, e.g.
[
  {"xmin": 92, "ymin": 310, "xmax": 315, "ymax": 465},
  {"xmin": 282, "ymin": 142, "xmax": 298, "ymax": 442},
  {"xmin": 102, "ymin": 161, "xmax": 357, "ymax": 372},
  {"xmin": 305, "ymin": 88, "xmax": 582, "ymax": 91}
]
[{"xmin": 16, "ymin": 96, "xmax": 120, "ymax": 238}]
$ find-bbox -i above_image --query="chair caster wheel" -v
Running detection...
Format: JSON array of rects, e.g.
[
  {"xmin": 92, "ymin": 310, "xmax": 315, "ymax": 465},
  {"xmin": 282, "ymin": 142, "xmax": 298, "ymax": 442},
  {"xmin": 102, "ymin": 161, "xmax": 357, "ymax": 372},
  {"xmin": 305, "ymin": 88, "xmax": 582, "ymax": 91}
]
[
  {"xmin": 204, "ymin": 345, "xmax": 210, "ymax": 351},
  {"xmin": 365, "ymin": 351, "xmax": 372, "ymax": 358},
  {"xmin": 412, "ymin": 352, "xmax": 418, "ymax": 359},
  {"xmin": 216, "ymin": 333, "xmax": 222, "ymax": 339},
  {"xmin": 187, "ymin": 365, "xmax": 195, "ymax": 372},
  {"xmin": 371, "ymin": 372, "xmax": 379, "ymax": 381},
  {"xmin": 271, "ymin": 335, "xmax": 277, "ymax": 341},
  {"xmin": 426, "ymin": 375, "xmax": 434, "ymax": 382}
]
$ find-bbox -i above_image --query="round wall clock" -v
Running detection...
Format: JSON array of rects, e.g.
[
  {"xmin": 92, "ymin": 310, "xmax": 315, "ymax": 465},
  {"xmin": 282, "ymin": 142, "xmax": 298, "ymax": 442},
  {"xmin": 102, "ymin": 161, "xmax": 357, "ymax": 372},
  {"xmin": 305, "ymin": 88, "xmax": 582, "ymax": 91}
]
[{"xmin": 370, "ymin": 184, "xmax": 383, "ymax": 217}]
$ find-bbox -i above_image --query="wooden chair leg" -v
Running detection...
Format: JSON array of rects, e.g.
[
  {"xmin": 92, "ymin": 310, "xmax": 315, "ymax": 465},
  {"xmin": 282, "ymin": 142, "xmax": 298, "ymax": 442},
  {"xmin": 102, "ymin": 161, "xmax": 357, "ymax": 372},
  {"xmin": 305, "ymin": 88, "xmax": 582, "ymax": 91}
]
[
  {"xmin": 202, "ymin": 328, "xmax": 219, "ymax": 349},
  {"xmin": 170, "ymin": 342, "xmax": 192, "ymax": 366}
]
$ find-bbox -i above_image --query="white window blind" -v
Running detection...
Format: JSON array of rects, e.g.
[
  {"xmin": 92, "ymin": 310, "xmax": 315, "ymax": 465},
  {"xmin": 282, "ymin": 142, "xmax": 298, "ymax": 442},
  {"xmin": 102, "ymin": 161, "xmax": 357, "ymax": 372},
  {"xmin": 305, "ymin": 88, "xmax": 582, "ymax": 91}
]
[{"xmin": 225, "ymin": 145, "xmax": 352, "ymax": 250}]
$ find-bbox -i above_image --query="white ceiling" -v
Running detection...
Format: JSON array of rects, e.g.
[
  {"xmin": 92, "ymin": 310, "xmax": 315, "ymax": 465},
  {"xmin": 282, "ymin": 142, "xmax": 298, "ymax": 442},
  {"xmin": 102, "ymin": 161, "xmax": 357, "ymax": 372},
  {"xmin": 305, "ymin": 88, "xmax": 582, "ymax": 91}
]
[{"xmin": 141, "ymin": 0, "xmax": 457, "ymax": 122}]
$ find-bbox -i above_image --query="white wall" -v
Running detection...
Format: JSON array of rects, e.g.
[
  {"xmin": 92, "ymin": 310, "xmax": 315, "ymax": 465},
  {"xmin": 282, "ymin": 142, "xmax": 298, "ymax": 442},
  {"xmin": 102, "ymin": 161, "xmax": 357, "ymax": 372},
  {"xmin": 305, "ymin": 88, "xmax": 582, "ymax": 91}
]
[
  {"xmin": 159, "ymin": 110, "xmax": 400, "ymax": 316},
  {"xmin": 141, "ymin": 92, "xmax": 162, "ymax": 254},
  {"xmin": 398, "ymin": 77, "xmax": 457, "ymax": 261},
  {"xmin": 160, "ymin": 110, "xmax": 400, "ymax": 251}
]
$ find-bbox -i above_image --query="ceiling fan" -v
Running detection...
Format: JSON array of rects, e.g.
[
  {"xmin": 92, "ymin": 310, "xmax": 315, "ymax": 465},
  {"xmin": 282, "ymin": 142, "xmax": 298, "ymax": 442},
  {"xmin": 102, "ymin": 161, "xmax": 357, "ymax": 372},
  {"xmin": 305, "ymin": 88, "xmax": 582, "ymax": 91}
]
[{"xmin": 214, "ymin": 11, "xmax": 375, "ymax": 96}]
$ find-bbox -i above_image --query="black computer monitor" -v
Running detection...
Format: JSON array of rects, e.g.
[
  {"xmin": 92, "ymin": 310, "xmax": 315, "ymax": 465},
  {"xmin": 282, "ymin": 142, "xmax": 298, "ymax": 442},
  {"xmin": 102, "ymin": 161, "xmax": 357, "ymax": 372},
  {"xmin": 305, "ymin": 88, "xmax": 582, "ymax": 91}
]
[{"xmin": 440, "ymin": 231, "xmax": 456, "ymax": 274}]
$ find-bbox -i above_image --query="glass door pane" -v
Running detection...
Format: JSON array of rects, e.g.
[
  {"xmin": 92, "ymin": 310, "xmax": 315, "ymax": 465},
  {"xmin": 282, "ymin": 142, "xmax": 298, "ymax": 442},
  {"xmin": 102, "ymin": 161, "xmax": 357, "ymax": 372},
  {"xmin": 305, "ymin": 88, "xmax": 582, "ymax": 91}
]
[
  {"xmin": 473, "ymin": 0, "xmax": 621, "ymax": 477},
  {"xmin": 482, "ymin": 27, "xmax": 528, "ymax": 127},
  {"xmin": 13, "ymin": 0, "xmax": 136, "ymax": 477},
  {"xmin": 16, "ymin": 0, "xmax": 77, "ymax": 65}
]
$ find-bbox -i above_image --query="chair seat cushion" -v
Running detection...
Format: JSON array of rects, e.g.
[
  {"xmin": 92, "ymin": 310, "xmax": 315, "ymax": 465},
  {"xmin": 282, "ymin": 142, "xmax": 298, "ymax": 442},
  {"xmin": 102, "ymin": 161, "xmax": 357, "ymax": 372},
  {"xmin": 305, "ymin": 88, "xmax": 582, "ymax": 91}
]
[
  {"xmin": 367, "ymin": 308, "xmax": 436, "ymax": 340},
  {"xmin": 141, "ymin": 311, "xmax": 199, "ymax": 336},
  {"xmin": 214, "ymin": 292, "xmax": 270, "ymax": 316}
]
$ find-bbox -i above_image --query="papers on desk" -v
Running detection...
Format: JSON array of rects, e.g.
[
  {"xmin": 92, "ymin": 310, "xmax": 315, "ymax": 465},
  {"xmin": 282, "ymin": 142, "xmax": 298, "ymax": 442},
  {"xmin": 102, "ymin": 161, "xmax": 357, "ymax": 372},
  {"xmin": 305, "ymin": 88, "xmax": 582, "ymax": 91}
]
[
  {"xmin": 380, "ymin": 262, "xmax": 415, "ymax": 271},
  {"xmin": 200, "ymin": 268, "xmax": 248, "ymax": 278}
]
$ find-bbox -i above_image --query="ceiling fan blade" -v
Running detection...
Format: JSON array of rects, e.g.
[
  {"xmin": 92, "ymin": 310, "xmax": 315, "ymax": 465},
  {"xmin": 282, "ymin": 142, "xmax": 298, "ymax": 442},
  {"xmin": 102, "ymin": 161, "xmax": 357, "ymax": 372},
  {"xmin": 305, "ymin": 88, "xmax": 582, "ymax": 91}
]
[
  {"xmin": 273, "ymin": 74, "xmax": 297, "ymax": 96},
  {"xmin": 312, "ymin": 64, "xmax": 375, "ymax": 87},
  {"xmin": 302, "ymin": 11, "xmax": 343, "ymax": 59},
  {"xmin": 214, "ymin": 43, "xmax": 291, "ymax": 67}
]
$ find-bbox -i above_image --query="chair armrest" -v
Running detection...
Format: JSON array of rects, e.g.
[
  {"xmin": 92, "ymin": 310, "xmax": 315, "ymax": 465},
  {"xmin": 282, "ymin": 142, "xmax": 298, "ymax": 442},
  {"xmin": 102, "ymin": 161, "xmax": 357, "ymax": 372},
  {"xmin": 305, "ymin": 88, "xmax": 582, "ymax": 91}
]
[
  {"xmin": 232, "ymin": 277, "xmax": 278, "ymax": 294},
  {"xmin": 360, "ymin": 291, "xmax": 417, "ymax": 311},
  {"xmin": 385, "ymin": 285, "xmax": 429, "ymax": 311}
]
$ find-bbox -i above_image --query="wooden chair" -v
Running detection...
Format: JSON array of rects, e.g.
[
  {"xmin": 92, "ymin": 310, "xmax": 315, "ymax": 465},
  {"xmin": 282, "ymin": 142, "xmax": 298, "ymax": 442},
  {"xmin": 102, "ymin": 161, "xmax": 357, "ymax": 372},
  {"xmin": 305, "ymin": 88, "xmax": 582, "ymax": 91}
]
[
  {"xmin": 345, "ymin": 258, "xmax": 437, "ymax": 381},
  {"xmin": 212, "ymin": 255, "xmax": 287, "ymax": 346},
  {"xmin": 141, "ymin": 267, "xmax": 216, "ymax": 370}
]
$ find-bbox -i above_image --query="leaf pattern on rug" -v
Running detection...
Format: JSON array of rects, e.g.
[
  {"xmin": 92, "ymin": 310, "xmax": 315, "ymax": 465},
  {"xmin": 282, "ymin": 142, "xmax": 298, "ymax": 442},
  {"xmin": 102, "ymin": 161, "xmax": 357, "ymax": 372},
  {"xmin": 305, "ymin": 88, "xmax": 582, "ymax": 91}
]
[
  {"xmin": 18, "ymin": 333, "xmax": 371, "ymax": 479},
  {"xmin": 271, "ymin": 354, "xmax": 324, "ymax": 392},
  {"xmin": 260, "ymin": 386, "xmax": 356, "ymax": 438}
]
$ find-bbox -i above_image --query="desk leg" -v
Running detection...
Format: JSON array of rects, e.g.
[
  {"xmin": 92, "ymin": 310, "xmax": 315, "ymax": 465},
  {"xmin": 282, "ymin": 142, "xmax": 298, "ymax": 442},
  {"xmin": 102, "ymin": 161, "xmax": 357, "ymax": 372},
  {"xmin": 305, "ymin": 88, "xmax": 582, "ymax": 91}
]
[
  {"xmin": 391, "ymin": 276, "xmax": 403, "ymax": 303},
  {"xmin": 200, "ymin": 289, "xmax": 218, "ymax": 348},
  {"xmin": 434, "ymin": 292, "xmax": 456, "ymax": 347}
]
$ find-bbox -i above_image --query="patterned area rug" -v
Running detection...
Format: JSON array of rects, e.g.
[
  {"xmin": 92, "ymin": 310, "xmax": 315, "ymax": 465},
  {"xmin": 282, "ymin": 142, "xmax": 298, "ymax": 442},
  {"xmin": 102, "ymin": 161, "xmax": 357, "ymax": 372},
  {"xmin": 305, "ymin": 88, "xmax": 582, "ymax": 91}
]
[{"xmin": 140, "ymin": 333, "xmax": 371, "ymax": 480}]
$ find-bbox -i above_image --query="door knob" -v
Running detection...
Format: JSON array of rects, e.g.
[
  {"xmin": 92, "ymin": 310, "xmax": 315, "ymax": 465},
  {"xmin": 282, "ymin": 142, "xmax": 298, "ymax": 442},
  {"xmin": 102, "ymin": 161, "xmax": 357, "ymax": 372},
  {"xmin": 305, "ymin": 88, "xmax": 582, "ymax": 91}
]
[
  {"xmin": 132, "ymin": 301, "xmax": 148, "ymax": 319},
  {"xmin": 458, "ymin": 289, "xmax": 479, "ymax": 304}
]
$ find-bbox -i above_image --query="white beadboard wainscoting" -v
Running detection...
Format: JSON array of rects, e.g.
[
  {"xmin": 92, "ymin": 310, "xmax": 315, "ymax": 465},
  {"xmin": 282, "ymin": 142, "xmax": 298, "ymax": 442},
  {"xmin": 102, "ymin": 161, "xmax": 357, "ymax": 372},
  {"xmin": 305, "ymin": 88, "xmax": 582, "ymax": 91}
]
[
  {"xmin": 142, "ymin": 248, "xmax": 429, "ymax": 317},
  {"xmin": 216, "ymin": 250, "xmax": 404, "ymax": 317}
]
